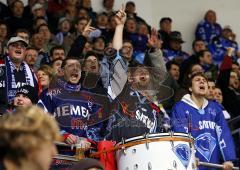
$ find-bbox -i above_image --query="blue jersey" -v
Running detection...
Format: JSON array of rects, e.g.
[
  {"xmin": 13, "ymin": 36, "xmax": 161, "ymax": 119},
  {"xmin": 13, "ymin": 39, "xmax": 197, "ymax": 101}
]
[
  {"xmin": 163, "ymin": 48, "xmax": 189, "ymax": 62},
  {"xmin": 38, "ymin": 79, "xmax": 111, "ymax": 142},
  {"xmin": 208, "ymin": 36, "xmax": 238, "ymax": 65},
  {"xmin": 171, "ymin": 94, "xmax": 236, "ymax": 170},
  {"xmin": 195, "ymin": 20, "xmax": 222, "ymax": 45}
]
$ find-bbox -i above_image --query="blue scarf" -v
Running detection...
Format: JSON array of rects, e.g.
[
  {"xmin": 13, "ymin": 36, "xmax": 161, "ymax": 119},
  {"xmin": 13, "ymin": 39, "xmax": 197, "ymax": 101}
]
[{"xmin": 5, "ymin": 56, "xmax": 35, "ymax": 103}]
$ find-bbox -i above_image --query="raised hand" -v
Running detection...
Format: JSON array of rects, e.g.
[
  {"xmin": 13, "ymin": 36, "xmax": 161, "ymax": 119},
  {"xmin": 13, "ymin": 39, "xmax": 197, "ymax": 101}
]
[
  {"xmin": 115, "ymin": 4, "xmax": 126, "ymax": 26},
  {"xmin": 82, "ymin": 19, "xmax": 96, "ymax": 38},
  {"xmin": 147, "ymin": 28, "xmax": 160, "ymax": 49}
]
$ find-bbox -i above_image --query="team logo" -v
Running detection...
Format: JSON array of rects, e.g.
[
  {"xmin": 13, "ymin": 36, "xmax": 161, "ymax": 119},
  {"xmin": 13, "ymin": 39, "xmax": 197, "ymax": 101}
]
[
  {"xmin": 195, "ymin": 133, "xmax": 216, "ymax": 161},
  {"xmin": 172, "ymin": 144, "xmax": 191, "ymax": 169}
]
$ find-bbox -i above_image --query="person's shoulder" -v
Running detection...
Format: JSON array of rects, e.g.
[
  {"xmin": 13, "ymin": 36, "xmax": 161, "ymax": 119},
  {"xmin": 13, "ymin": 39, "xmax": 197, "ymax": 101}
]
[
  {"xmin": 173, "ymin": 100, "xmax": 186, "ymax": 109},
  {"xmin": 197, "ymin": 20, "xmax": 206, "ymax": 26},
  {"xmin": 208, "ymin": 100, "xmax": 223, "ymax": 110}
]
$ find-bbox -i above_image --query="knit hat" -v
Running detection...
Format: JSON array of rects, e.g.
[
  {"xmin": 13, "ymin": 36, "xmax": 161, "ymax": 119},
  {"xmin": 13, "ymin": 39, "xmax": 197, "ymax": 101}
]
[
  {"xmin": 71, "ymin": 158, "xmax": 104, "ymax": 170},
  {"xmin": 15, "ymin": 85, "xmax": 38, "ymax": 104}
]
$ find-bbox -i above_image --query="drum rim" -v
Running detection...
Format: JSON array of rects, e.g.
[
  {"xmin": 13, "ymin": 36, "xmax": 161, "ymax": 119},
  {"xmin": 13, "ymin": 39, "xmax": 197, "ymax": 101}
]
[{"xmin": 117, "ymin": 132, "xmax": 192, "ymax": 145}]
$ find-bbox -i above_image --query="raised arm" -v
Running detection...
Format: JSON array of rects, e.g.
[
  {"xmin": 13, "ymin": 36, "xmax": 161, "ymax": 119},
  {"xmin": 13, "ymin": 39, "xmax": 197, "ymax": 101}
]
[
  {"xmin": 67, "ymin": 20, "xmax": 95, "ymax": 58},
  {"xmin": 113, "ymin": 5, "xmax": 126, "ymax": 51}
]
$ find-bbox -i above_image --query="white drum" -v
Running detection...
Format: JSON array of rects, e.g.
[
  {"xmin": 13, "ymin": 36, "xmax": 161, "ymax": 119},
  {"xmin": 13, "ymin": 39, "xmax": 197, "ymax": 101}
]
[{"xmin": 116, "ymin": 133, "xmax": 197, "ymax": 170}]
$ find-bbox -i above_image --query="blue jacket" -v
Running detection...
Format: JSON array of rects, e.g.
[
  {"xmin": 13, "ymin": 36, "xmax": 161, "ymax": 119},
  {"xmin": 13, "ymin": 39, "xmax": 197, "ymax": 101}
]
[
  {"xmin": 195, "ymin": 20, "xmax": 222, "ymax": 45},
  {"xmin": 171, "ymin": 94, "xmax": 236, "ymax": 170},
  {"xmin": 208, "ymin": 36, "xmax": 238, "ymax": 65},
  {"xmin": 163, "ymin": 48, "xmax": 189, "ymax": 62}
]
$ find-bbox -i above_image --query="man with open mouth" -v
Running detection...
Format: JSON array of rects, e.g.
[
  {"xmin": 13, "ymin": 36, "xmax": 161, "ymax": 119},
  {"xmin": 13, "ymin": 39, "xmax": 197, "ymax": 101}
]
[
  {"xmin": 0, "ymin": 36, "xmax": 38, "ymax": 114},
  {"xmin": 171, "ymin": 72, "xmax": 236, "ymax": 170}
]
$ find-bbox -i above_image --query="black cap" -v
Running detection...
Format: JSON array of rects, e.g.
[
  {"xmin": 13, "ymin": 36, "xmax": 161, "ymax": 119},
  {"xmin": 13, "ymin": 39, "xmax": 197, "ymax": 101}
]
[
  {"xmin": 71, "ymin": 158, "xmax": 104, "ymax": 170},
  {"xmin": 16, "ymin": 85, "xmax": 38, "ymax": 104},
  {"xmin": 169, "ymin": 31, "xmax": 185, "ymax": 43}
]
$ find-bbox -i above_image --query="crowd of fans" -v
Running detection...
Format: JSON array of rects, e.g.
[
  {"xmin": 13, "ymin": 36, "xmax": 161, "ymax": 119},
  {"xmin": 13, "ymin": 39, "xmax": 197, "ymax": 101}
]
[{"xmin": 0, "ymin": 0, "xmax": 239, "ymax": 169}]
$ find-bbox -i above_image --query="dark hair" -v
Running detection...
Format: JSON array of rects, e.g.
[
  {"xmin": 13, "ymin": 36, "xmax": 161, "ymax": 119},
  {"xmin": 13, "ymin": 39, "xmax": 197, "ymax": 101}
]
[
  {"xmin": 15, "ymin": 28, "xmax": 30, "ymax": 37},
  {"xmin": 61, "ymin": 57, "xmax": 80, "ymax": 69},
  {"xmin": 36, "ymin": 23, "xmax": 49, "ymax": 33},
  {"xmin": 49, "ymin": 45, "xmax": 65, "ymax": 57},
  {"xmin": 25, "ymin": 46, "xmax": 38, "ymax": 51},
  {"xmin": 50, "ymin": 57, "xmax": 63, "ymax": 66},
  {"xmin": 187, "ymin": 71, "xmax": 208, "ymax": 89},
  {"xmin": 159, "ymin": 17, "xmax": 172, "ymax": 24},
  {"xmin": 166, "ymin": 60, "xmax": 179, "ymax": 71},
  {"xmin": 192, "ymin": 39, "xmax": 204, "ymax": 49},
  {"xmin": 75, "ymin": 17, "xmax": 89, "ymax": 25},
  {"xmin": 196, "ymin": 49, "xmax": 210, "ymax": 59},
  {"xmin": 11, "ymin": 0, "xmax": 23, "ymax": 9},
  {"xmin": 126, "ymin": 1, "xmax": 135, "ymax": 7}
]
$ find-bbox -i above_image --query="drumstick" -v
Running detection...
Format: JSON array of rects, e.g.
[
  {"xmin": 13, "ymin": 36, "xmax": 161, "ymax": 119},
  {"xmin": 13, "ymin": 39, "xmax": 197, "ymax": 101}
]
[{"xmin": 199, "ymin": 161, "xmax": 239, "ymax": 170}]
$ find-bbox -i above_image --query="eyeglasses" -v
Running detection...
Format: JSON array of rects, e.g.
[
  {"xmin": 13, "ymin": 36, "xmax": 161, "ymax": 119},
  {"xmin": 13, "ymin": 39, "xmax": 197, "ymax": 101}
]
[{"xmin": 10, "ymin": 43, "xmax": 26, "ymax": 49}]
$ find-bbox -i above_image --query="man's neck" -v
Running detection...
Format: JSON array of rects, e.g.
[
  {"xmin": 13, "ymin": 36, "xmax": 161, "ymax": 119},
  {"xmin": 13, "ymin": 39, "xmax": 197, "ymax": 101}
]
[{"xmin": 191, "ymin": 94, "xmax": 204, "ymax": 109}]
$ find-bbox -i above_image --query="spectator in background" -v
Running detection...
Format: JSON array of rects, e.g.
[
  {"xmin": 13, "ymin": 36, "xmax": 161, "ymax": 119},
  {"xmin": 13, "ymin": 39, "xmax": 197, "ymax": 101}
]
[
  {"xmin": 125, "ymin": 1, "xmax": 145, "ymax": 23},
  {"xmin": 124, "ymin": 17, "xmax": 137, "ymax": 38},
  {"xmin": 80, "ymin": 0, "xmax": 97, "ymax": 23},
  {"xmin": 0, "ymin": 37, "xmax": 38, "ymax": 114},
  {"xmin": 37, "ymin": 24, "xmax": 57, "ymax": 53},
  {"xmin": 96, "ymin": 12, "xmax": 110, "ymax": 42},
  {"xmin": 180, "ymin": 39, "xmax": 207, "ymax": 80},
  {"xmin": 158, "ymin": 17, "xmax": 172, "ymax": 49},
  {"xmin": 30, "ymin": 32, "xmax": 48, "ymax": 70},
  {"xmin": 32, "ymin": 16, "xmax": 48, "ymax": 33},
  {"xmin": 208, "ymin": 26, "xmax": 238, "ymax": 65},
  {"xmin": 15, "ymin": 28, "xmax": 31, "ymax": 44},
  {"xmin": 63, "ymin": 17, "xmax": 89, "ymax": 53},
  {"xmin": 37, "ymin": 65, "xmax": 55, "ymax": 90},
  {"xmin": 205, "ymin": 79, "xmax": 216, "ymax": 100},
  {"xmin": 166, "ymin": 60, "xmax": 180, "ymax": 81},
  {"xmin": 217, "ymin": 48, "xmax": 240, "ymax": 119},
  {"xmin": 31, "ymin": 2, "xmax": 47, "ymax": 20},
  {"xmin": 12, "ymin": 85, "xmax": 39, "ymax": 109},
  {"xmin": 163, "ymin": 31, "xmax": 189, "ymax": 62},
  {"xmin": 77, "ymin": 7, "xmax": 91, "ymax": 20},
  {"xmin": 54, "ymin": 17, "xmax": 71, "ymax": 45},
  {"xmin": 65, "ymin": 0, "xmax": 78, "ymax": 23},
  {"xmin": 214, "ymin": 86, "xmax": 231, "ymax": 120},
  {"xmin": 198, "ymin": 49, "xmax": 218, "ymax": 80},
  {"xmin": 40, "ymin": 45, "xmax": 66, "ymax": 67},
  {"xmin": 0, "ymin": 20, "xmax": 8, "ymax": 49},
  {"xmin": 5, "ymin": 0, "xmax": 32, "ymax": 35},
  {"xmin": 191, "ymin": 39, "xmax": 207, "ymax": 57},
  {"xmin": 24, "ymin": 47, "xmax": 38, "ymax": 71},
  {"xmin": 92, "ymin": 36, "xmax": 106, "ymax": 60},
  {"xmin": 232, "ymin": 61, "xmax": 240, "ymax": 77},
  {"xmin": 195, "ymin": 10, "xmax": 222, "ymax": 45},
  {"xmin": 0, "ymin": 106, "xmax": 60, "ymax": 170},
  {"xmin": 51, "ymin": 58, "xmax": 63, "ymax": 76},
  {"xmin": 102, "ymin": 0, "xmax": 115, "ymax": 16}
]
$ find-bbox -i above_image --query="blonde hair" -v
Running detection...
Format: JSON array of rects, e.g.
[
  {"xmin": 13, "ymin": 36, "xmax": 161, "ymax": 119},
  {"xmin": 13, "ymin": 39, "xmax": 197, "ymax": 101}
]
[
  {"xmin": 0, "ymin": 106, "xmax": 60, "ymax": 165},
  {"xmin": 38, "ymin": 64, "xmax": 56, "ymax": 81}
]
